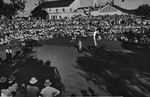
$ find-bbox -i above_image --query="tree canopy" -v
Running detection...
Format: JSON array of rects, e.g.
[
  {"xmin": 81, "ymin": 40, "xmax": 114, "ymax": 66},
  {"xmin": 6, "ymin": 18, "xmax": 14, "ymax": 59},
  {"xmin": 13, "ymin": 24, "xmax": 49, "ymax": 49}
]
[
  {"xmin": 0, "ymin": 0, "xmax": 26, "ymax": 18},
  {"xmin": 136, "ymin": 4, "xmax": 150, "ymax": 18},
  {"xmin": 10, "ymin": 0, "xmax": 26, "ymax": 12},
  {"xmin": 0, "ymin": 0, "xmax": 4, "ymax": 8},
  {"xmin": 31, "ymin": 6, "xmax": 48, "ymax": 19},
  {"xmin": 31, "ymin": 0, "xmax": 48, "ymax": 19}
]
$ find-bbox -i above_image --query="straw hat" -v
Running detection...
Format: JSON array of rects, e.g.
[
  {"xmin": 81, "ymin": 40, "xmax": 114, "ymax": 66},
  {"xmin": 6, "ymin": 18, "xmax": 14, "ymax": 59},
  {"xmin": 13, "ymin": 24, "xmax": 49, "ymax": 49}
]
[
  {"xmin": 44, "ymin": 79, "xmax": 52, "ymax": 86},
  {"xmin": 29, "ymin": 77, "xmax": 38, "ymax": 84},
  {"xmin": 0, "ymin": 76, "xmax": 7, "ymax": 83}
]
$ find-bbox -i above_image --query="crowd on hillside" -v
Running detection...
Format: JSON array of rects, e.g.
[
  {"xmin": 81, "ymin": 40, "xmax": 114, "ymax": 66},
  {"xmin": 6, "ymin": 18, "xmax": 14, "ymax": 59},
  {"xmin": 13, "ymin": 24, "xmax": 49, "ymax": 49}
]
[
  {"xmin": 0, "ymin": 14, "xmax": 150, "ymax": 47},
  {"xmin": 0, "ymin": 75, "xmax": 60, "ymax": 97}
]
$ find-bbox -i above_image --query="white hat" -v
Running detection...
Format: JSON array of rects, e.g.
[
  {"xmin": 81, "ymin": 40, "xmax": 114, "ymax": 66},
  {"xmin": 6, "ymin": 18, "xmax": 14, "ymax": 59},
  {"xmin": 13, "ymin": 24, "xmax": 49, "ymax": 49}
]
[
  {"xmin": 29, "ymin": 77, "xmax": 38, "ymax": 84},
  {"xmin": 44, "ymin": 79, "xmax": 52, "ymax": 86}
]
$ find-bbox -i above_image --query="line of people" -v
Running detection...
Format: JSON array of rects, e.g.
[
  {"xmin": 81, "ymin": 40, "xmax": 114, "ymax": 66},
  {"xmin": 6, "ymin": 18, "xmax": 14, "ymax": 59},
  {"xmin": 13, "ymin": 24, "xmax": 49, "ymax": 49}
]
[{"xmin": 0, "ymin": 75, "xmax": 60, "ymax": 97}]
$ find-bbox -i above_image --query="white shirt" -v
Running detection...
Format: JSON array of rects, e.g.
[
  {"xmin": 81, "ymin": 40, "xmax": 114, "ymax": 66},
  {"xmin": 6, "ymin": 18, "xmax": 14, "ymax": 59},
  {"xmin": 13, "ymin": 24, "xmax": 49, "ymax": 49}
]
[
  {"xmin": 93, "ymin": 31, "xmax": 97, "ymax": 37},
  {"xmin": 41, "ymin": 86, "xmax": 60, "ymax": 97},
  {"xmin": 5, "ymin": 49, "xmax": 12, "ymax": 54}
]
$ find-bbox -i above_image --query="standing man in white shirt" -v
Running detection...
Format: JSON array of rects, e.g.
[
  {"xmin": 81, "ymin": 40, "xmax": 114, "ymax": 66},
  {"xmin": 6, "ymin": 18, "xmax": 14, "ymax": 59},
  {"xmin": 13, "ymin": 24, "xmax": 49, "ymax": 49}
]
[{"xmin": 93, "ymin": 28, "xmax": 99, "ymax": 46}]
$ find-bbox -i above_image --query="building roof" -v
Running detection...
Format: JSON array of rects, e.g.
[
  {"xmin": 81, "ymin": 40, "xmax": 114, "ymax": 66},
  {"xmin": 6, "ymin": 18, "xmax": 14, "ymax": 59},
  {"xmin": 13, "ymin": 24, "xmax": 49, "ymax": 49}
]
[
  {"xmin": 40, "ymin": 0, "xmax": 75, "ymax": 8},
  {"xmin": 111, "ymin": 5, "xmax": 136, "ymax": 15},
  {"xmin": 99, "ymin": 4, "xmax": 136, "ymax": 15},
  {"xmin": 77, "ymin": 7, "xmax": 89, "ymax": 10}
]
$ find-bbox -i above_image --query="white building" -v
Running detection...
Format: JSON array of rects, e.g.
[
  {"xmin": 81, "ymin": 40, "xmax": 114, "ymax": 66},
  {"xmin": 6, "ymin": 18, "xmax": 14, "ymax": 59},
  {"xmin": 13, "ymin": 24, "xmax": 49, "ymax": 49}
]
[
  {"xmin": 40, "ymin": 0, "xmax": 82, "ymax": 20},
  {"xmin": 40, "ymin": 0, "xmax": 136, "ymax": 19}
]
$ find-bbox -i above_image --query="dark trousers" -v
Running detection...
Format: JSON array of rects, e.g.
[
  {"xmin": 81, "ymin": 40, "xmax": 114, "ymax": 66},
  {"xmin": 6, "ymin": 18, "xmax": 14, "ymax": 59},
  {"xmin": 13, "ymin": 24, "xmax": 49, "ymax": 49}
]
[
  {"xmin": 6, "ymin": 53, "xmax": 12, "ymax": 63},
  {"xmin": 6, "ymin": 53, "xmax": 9, "ymax": 63}
]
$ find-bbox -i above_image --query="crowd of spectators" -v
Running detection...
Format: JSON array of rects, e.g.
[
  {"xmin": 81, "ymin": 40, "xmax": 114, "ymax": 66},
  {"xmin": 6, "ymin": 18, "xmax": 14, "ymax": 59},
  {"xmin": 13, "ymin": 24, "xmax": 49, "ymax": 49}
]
[
  {"xmin": 0, "ymin": 14, "xmax": 150, "ymax": 47},
  {"xmin": 0, "ymin": 14, "xmax": 150, "ymax": 97},
  {"xmin": 0, "ymin": 75, "xmax": 60, "ymax": 97}
]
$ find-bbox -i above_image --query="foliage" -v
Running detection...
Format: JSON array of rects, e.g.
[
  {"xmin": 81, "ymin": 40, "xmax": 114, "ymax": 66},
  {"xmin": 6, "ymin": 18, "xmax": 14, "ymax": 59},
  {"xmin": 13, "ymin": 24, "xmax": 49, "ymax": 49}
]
[
  {"xmin": 31, "ymin": 0, "xmax": 48, "ymax": 19},
  {"xmin": 136, "ymin": 4, "xmax": 150, "ymax": 18},
  {"xmin": 31, "ymin": 6, "xmax": 48, "ymax": 19},
  {"xmin": 0, "ymin": 0, "xmax": 26, "ymax": 18},
  {"xmin": 3, "ymin": 3, "xmax": 15, "ymax": 18},
  {"xmin": 10, "ymin": 0, "xmax": 26, "ymax": 12},
  {"xmin": 31, "ymin": 6, "xmax": 42, "ymax": 19},
  {"xmin": 0, "ymin": 0, "xmax": 4, "ymax": 8}
]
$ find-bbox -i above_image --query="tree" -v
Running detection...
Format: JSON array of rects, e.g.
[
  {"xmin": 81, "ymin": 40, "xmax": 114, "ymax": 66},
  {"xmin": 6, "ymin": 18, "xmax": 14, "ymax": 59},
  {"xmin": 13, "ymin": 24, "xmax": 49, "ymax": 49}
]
[
  {"xmin": 3, "ymin": 3, "xmax": 14, "ymax": 18},
  {"xmin": 0, "ymin": 0, "xmax": 26, "ymax": 18},
  {"xmin": 31, "ymin": 0, "xmax": 48, "ymax": 19},
  {"xmin": 31, "ymin": 6, "xmax": 48, "ymax": 19},
  {"xmin": 0, "ymin": 0, "xmax": 4, "ymax": 8},
  {"xmin": 31, "ymin": 6, "xmax": 42, "ymax": 19},
  {"xmin": 136, "ymin": 4, "xmax": 150, "ymax": 18},
  {"xmin": 40, "ymin": 10, "xmax": 48, "ymax": 19},
  {"xmin": 10, "ymin": 0, "xmax": 27, "ymax": 13}
]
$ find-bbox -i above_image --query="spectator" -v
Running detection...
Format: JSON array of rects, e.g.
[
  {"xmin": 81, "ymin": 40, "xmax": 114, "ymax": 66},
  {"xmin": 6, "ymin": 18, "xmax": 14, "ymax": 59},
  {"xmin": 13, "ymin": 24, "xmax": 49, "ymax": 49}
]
[
  {"xmin": 0, "ymin": 76, "xmax": 7, "ymax": 95},
  {"xmin": 93, "ymin": 28, "xmax": 98, "ymax": 46},
  {"xmin": 7, "ymin": 75, "xmax": 18, "ymax": 96},
  {"xmin": 40, "ymin": 79, "xmax": 60, "ymax": 97},
  {"xmin": 0, "ymin": 76, "xmax": 14, "ymax": 97},
  {"xmin": 26, "ymin": 77, "xmax": 39, "ymax": 97},
  {"xmin": 78, "ymin": 39, "xmax": 82, "ymax": 53},
  {"xmin": 0, "ymin": 14, "xmax": 149, "ymax": 48},
  {"xmin": 1, "ymin": 87, "xmax": 13, "ymax": 97},
  {"xmin": 15, "ymin": 84, "xmax": 27, "ymax": 97}
]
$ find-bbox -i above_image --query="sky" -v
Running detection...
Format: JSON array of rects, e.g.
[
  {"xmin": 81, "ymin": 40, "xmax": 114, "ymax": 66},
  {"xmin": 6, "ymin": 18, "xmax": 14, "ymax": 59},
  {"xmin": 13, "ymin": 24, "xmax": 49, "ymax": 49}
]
[{"xmin": 4, "ymin": 0, "xmax": 150, "ymax": 16}]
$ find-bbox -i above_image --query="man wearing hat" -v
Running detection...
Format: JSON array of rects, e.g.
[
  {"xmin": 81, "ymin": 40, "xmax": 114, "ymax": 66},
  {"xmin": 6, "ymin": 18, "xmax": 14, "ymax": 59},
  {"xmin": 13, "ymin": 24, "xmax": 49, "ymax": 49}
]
[
  {"xmin": 26, "ymin": 77, "xmax": 39, "ymax": 97},
  {"xmin": 0, "ymin": 76, "xmax": 7, "ymax": 84},
  {"xmin": 0, "ymin": 76, "xmax": 7, "ymax": 95},
  {"xmin": 0, "ymin": 76, "xmax": 15, "ymax": 97},
  {"xmin": 8, "ymin": 75, "xmax": 18, "ymax": 96},
  {"xmin": 40, "ymin": 79, "xmax": 60, "ymax": 97}
]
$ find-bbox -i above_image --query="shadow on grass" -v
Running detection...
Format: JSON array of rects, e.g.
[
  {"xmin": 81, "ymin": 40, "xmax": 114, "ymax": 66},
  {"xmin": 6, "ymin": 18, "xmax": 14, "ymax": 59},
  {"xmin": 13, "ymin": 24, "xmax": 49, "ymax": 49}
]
[
  {"xmin": 121, "ymin": 41, "xmax": 150, "ymax": 51},
  {"xmin": 74, "ymin": 45, "xmax": 150, "ymax": 97}
]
